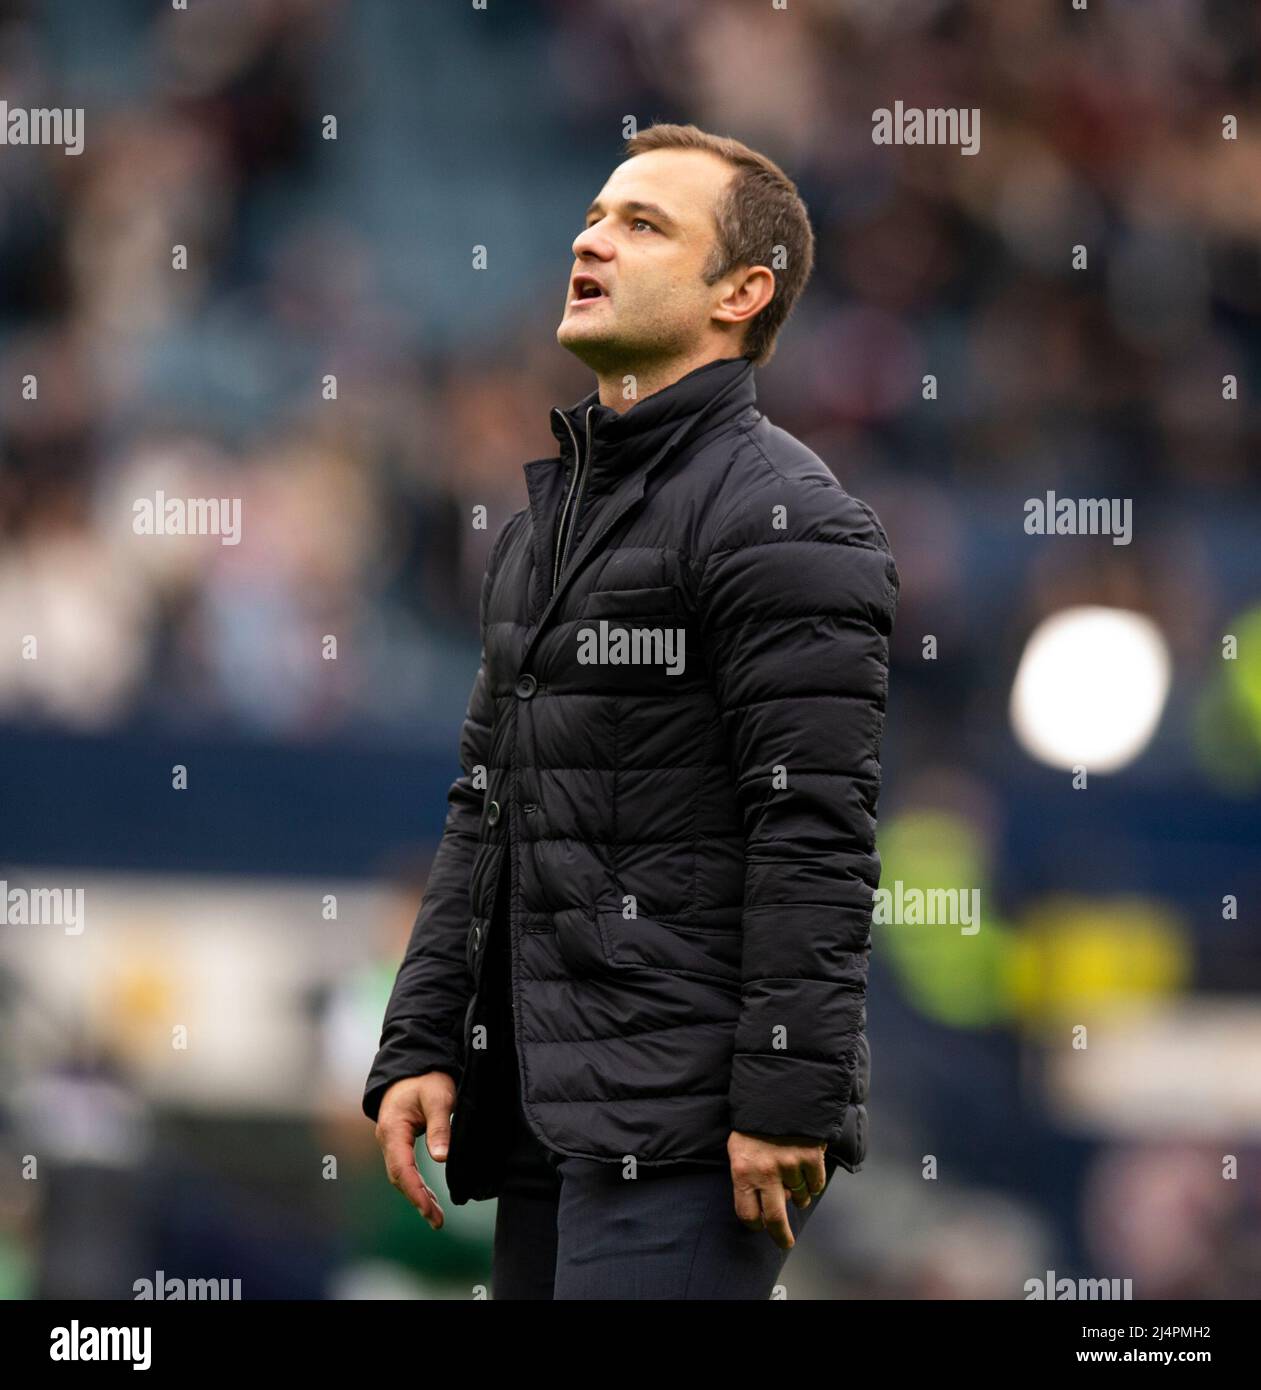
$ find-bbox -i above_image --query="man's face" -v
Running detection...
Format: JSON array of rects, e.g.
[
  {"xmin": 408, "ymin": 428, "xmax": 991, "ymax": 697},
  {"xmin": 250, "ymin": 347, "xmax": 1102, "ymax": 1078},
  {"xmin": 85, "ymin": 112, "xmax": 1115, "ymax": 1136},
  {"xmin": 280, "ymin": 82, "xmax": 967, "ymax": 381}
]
[{"xmin": 556, "ymin": 148, "xmax": 736, "ymax": 373}]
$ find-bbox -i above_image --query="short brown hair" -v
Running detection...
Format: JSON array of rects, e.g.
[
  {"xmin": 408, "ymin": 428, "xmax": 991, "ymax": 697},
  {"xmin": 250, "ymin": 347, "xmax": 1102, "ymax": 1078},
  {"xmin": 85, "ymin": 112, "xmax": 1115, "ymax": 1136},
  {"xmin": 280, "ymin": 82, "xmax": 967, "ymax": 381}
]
[{"xmin": 623, "ymin": 122, "xmax": 815, "ymax": 366}]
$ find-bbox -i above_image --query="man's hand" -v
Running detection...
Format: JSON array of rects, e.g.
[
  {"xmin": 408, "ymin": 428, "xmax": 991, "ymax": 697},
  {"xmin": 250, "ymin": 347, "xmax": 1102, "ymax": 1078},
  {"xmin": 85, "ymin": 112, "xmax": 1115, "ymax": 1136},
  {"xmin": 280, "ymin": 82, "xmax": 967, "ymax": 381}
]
[
  {"xmin": 727, "ymin": 1130, "xmax": 828, "ymax": 1251},
  {"xmin": 374, "ymin": 1072, "xmax": 457, "ymax": 1230}
]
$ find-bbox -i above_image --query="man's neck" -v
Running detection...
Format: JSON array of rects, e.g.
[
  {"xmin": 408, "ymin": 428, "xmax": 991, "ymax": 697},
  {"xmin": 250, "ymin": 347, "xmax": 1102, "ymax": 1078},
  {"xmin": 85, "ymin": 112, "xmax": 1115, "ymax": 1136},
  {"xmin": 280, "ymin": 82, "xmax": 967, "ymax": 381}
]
[{"xmin": 593, "ymin": 348, "xmax": 743, "ymax": 414}]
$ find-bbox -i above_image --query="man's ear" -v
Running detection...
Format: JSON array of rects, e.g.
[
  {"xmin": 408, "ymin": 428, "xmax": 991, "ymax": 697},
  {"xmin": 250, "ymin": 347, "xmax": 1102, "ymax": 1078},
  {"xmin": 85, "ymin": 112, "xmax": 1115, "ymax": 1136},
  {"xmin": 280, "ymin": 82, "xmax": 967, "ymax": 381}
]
[{"xmin": 712, "ymin": 264, "xmax": 775, "ymax": 331}]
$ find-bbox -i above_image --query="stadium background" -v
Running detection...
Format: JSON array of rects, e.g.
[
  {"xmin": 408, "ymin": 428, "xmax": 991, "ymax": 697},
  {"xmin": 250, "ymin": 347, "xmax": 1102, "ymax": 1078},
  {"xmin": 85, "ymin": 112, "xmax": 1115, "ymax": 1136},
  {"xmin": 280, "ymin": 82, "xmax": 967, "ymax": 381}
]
[{"xmin": 2, "ymin": 0, "xmax": 1260, "ymax": 1298}]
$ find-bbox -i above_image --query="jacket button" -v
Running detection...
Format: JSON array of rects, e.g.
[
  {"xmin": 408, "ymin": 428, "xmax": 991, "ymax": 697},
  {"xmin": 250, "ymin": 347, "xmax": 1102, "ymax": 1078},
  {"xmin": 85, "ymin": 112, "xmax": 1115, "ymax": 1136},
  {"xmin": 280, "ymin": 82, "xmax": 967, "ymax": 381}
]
[
  {"xmin": 486, "ymin": 799, "xmax": 500, "ymax": 826},
  {"xmin": 515, "ymin": 673, "xmax": 538, "ymax": 699}
]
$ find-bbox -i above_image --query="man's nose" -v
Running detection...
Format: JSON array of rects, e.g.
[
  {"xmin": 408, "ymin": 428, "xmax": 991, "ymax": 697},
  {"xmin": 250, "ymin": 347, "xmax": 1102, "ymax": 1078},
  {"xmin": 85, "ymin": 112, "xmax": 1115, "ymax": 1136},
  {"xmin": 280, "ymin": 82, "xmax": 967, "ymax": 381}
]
[{"xmin": 571, "ymin": 221, "xmax": 613, "ymax": 260}]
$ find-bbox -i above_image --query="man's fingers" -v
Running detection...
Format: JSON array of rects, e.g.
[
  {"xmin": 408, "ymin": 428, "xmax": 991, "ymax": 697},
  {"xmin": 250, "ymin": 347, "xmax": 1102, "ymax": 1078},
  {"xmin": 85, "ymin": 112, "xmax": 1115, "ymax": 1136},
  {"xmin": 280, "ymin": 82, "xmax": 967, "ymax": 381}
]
[
  {"xmin": 805, "ymin": 1150, "xmax": 828, "ymax": 1198},
  {"xmin": 425, "ymin": 1107, "xmax": 452, "ymax": 1163},
  {"xmin": 732, "ymin": 1169, "xmax": 765, "ymax": 1230},
  {"xmin": 731, "ymin": 1142, "xmax": 829, "ymax": 1242},
  {"xmin": 781, "ymin": 1161, "xmax": 811, "ymax": 1209},
  {"xmin": 760, "ymin": 1180, "xmax": 794, "ymax": 1250},
  {"xmin": 380, "ymin": 1121, "xmax": 445, "ymax": 1229},
  {"xmin": 784, "ymin": 1151, "xmax": 827, "ymax": 1206}
]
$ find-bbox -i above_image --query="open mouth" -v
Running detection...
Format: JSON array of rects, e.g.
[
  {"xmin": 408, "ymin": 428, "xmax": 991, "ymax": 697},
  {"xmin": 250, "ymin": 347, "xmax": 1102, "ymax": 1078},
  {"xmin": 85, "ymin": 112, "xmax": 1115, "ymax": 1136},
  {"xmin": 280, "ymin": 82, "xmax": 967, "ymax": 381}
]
[{"xmin": 570, "ymin": 275, "xmax": 607, "ymax": 304}]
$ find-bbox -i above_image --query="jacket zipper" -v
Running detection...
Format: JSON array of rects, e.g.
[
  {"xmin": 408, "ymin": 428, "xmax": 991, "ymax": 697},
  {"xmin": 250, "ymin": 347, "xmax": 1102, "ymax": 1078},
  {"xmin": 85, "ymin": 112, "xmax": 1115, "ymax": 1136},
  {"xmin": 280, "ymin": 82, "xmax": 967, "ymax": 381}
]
[{"xmin": 551, "ymin": 405, "xmax": 594, "ymax": 595}]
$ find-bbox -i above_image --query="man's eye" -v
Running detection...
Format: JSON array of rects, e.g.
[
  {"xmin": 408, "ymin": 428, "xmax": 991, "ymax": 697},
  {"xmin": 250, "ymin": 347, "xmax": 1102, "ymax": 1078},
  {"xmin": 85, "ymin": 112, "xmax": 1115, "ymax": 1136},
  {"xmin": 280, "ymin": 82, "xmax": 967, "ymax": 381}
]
[{"xmin": 631, "ymin": 218, "xmax": 656, "ymax": 232}]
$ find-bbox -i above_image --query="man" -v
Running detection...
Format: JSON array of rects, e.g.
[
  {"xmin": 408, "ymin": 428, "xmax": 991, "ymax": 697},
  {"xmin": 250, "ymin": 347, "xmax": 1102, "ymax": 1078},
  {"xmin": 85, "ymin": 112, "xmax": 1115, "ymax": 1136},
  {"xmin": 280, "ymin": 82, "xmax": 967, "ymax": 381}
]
[{"xmin": 365, "ymin": 122, "xmax": 898, "ymax": 1299}]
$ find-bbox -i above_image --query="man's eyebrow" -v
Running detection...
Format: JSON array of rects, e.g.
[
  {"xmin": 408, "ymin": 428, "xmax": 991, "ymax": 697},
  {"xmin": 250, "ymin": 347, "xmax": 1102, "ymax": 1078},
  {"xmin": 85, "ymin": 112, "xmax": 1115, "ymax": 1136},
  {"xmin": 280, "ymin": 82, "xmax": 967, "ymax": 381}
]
[{"xmin": 585, "ymin": 198, "xmax": 679, "ymax": 229}]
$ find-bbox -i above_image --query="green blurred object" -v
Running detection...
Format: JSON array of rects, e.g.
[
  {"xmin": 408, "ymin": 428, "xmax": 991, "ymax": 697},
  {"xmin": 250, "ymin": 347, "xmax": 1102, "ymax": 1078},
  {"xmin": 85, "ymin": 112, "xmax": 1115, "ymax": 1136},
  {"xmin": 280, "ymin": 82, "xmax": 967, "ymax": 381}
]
[
  {"xmin": 1193, "ymin": 604, "xmax": 1261, "ymax": 793},
  {"xmin": 0, "ymin": 1235, "xmax": 33, "ymax": 1300},
  {"xmin": 875, "ymin": 809, "xmax": 1018, "ymax": 1028}
]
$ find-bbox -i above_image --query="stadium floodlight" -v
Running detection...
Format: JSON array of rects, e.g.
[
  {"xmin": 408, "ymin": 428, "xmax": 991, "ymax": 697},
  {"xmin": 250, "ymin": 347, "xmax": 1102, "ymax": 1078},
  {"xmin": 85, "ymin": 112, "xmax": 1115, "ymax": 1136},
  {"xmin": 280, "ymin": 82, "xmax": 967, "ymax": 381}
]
[{"xmin": 1010, "ymin": 605, "xmax": 1171, "ymax": 773}]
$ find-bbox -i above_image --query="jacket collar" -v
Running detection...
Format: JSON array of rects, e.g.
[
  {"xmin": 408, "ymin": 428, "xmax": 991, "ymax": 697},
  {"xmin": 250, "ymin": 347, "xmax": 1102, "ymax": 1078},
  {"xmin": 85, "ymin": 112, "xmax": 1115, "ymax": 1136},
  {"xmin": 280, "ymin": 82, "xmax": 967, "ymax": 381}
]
[
  {"xmin": 519, "ymin": 355, "xmax": 757, "ymax": 666},
  {"xmin": 547, "ymin": 355, "xmax": 757, "ymax": 483}
]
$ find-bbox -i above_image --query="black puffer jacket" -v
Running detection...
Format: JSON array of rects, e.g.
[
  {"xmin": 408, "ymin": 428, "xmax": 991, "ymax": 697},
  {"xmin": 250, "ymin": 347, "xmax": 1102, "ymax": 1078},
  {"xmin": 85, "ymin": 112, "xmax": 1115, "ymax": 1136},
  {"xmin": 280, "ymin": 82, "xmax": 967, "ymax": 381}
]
[{"xmin": 365, "ymin": 355, "xmax": 898, "ymax": 1203}]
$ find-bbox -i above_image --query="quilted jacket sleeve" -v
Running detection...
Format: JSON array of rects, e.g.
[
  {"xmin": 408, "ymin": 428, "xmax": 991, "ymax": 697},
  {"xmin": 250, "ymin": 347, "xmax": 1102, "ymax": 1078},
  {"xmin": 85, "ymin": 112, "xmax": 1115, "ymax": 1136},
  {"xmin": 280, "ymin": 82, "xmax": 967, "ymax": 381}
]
[
  {"xmin": 696, "ymin": 474, "xmax": 898, "ymax": 1143},
  {"xmin": 361, "ymin": 523, "xmax": 510, "ymax": 1124}
]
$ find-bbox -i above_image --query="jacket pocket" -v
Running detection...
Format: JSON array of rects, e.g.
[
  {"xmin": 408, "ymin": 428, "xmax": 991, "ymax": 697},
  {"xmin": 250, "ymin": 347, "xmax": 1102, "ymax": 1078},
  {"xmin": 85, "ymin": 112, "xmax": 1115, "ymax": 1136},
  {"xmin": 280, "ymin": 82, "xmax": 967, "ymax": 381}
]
[
  {"xmin": 552, "ymin": 905, "xmax": 608, "ymax": 977},
  {"xmin": 555, "ymin": 904, "xmax": 742, "ymax": 988},
  {"xmin": 581, "ymin": 585, "xmax": 679, "ymax": 619}
]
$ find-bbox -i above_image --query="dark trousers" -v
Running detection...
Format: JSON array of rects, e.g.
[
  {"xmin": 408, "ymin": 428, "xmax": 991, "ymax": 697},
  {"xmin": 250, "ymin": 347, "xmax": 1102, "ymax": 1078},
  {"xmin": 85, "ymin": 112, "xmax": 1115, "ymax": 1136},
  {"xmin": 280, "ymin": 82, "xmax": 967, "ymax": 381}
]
[
  {"xmin": 490, "ymin": 1075, "xmax": 834, "ymax": 1300},
  {"xmin": 478, "ymin": 857, "xmax": 835, "ymax": 1300}
]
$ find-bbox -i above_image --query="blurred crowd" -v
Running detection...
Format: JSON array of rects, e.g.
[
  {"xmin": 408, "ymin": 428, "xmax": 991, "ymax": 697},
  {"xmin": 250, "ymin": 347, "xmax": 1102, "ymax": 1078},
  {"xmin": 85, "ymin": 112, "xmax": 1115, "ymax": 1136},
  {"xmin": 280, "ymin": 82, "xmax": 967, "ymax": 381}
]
[
  {"xmin": 1, "ymin": 0, "xmax": 1257, "ymax": 743},
  {"xmin": 1, "ymin": 0, "xmax": 1260, "ymax": 1299}
]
